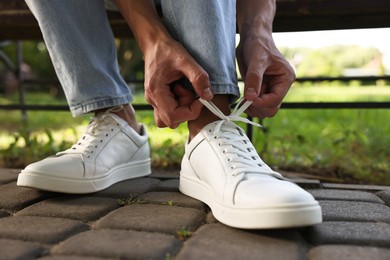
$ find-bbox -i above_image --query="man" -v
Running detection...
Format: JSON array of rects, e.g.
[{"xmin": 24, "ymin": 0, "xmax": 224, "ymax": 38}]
[{"xmin": 17, "ymin": 0, "xmax": 322, "ymax": 229}]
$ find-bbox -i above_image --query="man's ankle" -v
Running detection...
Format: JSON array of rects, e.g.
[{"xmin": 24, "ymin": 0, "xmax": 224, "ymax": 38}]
[
  {"xmin": 187, "ymin": 95, "xmax": 230, "ymax": 141},
  {"xmin": 95, "ymin": 104, "xmax": 141, "ymax": 134}
]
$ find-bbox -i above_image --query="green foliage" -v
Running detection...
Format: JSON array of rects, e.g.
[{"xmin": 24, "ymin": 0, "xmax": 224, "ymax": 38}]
[
  {"xmin": 1, "ymin": 87, "xmax": 389, "ymax": 185},
  {"xmin": 257, "ymin": 107, "xmax": 390, "ymax": 185},
  {"xmin": 176, "ymin": 228, "xmax": 192, "ymax": 240},
  {"xmin": 0, "ymin": 41, "xmax": 56, "ymax": 80},
  {"xmin": 166, "ymin": 200, "xmax": 178, "ymax": 206},
  {"xmin": 117, "ymin": 194, "xmax": 144, "ymax": 206},
  {"xmin": 151, "ymin": 138, "xmax": 185, "ymax": 169},
  {"xmin": 0, "ymin": 128, "xmax": 74, "ymax": 168},
  {"xmin": 116, "ymin": 39, "xmax": 144, "ymax": 85},
  {"xmin": 279, "ymin": 45, "xmax": 383, "ymax": 79}
]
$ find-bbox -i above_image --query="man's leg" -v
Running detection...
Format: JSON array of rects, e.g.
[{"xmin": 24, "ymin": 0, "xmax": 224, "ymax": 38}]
[
  {"xmin": 26, "ymin": 0, "xmax": 131, "ymax": 116},
  {"xmin": 17, "ymin": 0, "xmax": 151, "ymax": 193},
  {"xmin": 161, "ymin": 0, "xmax": 322, "ymax": 229}
]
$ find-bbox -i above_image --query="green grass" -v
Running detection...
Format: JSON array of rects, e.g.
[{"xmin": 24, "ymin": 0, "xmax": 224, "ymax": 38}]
[
  {"xmin": 252, "ymin": 84, "xmax": 390, "ymax": 184},
  {"xmin": 284, "ymin": 84, "xmax": 390, "ymax": 102},
  {"xmin": 256, "ymin": 109, "xmax": 389, "ymax": 184},
  {"xmin": 1, "ymin": 85, "xmax": 389, "ymax": 184}
]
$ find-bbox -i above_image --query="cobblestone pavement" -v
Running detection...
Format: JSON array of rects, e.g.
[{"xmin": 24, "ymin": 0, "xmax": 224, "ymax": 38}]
[{"xmin": 0, "ymin": 168, "xmax": 389, "ymax": 260}]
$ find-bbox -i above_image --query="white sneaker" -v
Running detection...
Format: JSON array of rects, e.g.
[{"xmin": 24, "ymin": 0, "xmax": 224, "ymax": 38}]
[
  {"xmin": 180, "ymin": 99, "xmax": 322, "ymax": 229},
  {"xmin": 17, "ymin": 108, "xmax": 151, "ymax": 194}
]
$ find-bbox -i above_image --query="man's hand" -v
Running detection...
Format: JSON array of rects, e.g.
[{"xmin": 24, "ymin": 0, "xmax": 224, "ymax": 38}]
[
  {"xmin": 236, "ymin": 33, "xmax": 295, "ymax": 118},
  {"xmin": 236, "ymin": 0, "xmax": 295, "ymax": 119},
  {"xmin": 144, "ymin": 38, "xmax": 213, "ymax": 128},
  {"xmin": 115, "ymin": 0, "xmax": 213, "ymax": 128}
]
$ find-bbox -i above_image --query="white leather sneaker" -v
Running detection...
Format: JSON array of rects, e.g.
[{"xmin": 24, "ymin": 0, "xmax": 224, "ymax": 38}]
[
  {"xmin": 17, "ymin": 108, "xmax": 151, "ymax": 194},
  {"xmin": 180, "ymin": 99, "xmax": 322, "ymax": 229}
]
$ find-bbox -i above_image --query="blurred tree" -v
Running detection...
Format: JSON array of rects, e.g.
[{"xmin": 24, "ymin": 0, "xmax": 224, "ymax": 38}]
[
  {"xmin": 116, "ymin": 38, "xmax": 144, "ymax": 88},
  {"xmin": 0, "ymin": 39, "xmax": 145, "ymax": 95},
  {"xmin": 279, "ymin": 45, "xmax": 383, "ymax": 79},
  {"xmin": 1, "ymin": 41, "xmax": 56, "ymax": 80}
]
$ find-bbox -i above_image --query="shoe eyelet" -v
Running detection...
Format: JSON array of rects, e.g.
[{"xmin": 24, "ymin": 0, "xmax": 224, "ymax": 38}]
[
  {"xmin": 105, "ymin": 134, "xmax": 109, "ymax": 137},
  {"xmin": 111, "ymin": 129, "xmax": 114, "ymax": 131},
  {"xmin": 100, "ymin": 140, "xmax": 103, "ymax": 142},
  {"xmin": 223, "ymin": 150, "xmax": 226, "ymax": 154},
  {"xmin": 213, "ymin": 136, "xmax": 217, "ymax": 139}
]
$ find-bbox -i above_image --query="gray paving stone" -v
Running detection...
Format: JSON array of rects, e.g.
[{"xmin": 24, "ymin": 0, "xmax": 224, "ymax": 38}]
[
  {"xmin": 176, "ymin": 223, "xmax": 306, "ymax": 260},
  {"xmin": 308, "ymin": 189, "xmax": 384, "ymax": 204},
  {"xmin": 306, "ymin": 221, "xmax": 390, "ymax": 248},
  {"xmin": 93, "ymin": 177, "xmax": 161, "ymax": 199},
  {"xmin": 150, "ymin": 170, "xmax": 180, "ymax": 179},
  {"xmin": 16, "ymin": 196, "xmax": 120, "ymax": 222},
  {"xmin": 0, "ymin": 182, "xmax": 53, "ymax": 211},
  {"xmin": 0, "ymin": 168, "xmax": 18, "ymax": 184},
  {"xmin": 52, "ymin": 229, "xmax": 182, "ymax": 260},
  {"xmin": 322, "ymin": 183, "xmax": 390, "ymax": 192},
  {"xmin": 155, "ymin": 179, "xmax": 180, "ymax": 192},
  {"xmin": 94, "ymin": 203, "xmax": 205, "ymax": 235},
  {"xmin": 40, "ymin": 256, "xmax": 110, "ymax": 260},
  {"xmin": 307, "ymin": 245, "xmax": 390, "ymax": 260},
  {"xmin": 138, "ymin": 191, "xmax": 206, "ymax": 210},
  {"xmin": 0, "ymin": 238, "xmax": 47, "ymax": 259},
  {"xmin": 0, "ymin": 209, "xmax": 10, "ymax": 218},
  {"xmin": 205, "ymin": 211, "xmax": 218, "ymax": 224},
  {"xmin": 376, "ymin": 190, "xmax": 390, "ymax": 206},
  {"xmin": 0, "ymin": 216, "xmax": 89, "ymax": 244},
  {"xmin": 292, "ymin": 179, "xmax": 323, "ymax": 189},
  {"xmin": 319, "ymin": 200, "xmax": 390, "ymax": 223}
]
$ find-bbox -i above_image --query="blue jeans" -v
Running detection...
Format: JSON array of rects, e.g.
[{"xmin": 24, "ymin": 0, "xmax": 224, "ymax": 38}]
[{"xmin": 25, "ymin": 0, "xmax": 239, "ymax": 116}]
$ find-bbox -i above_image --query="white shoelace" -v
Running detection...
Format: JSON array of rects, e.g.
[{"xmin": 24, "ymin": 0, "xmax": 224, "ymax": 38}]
[
  {"xmin": 199, "ymin": 98, "xmax": 277, "ymax": 177},
  {"xmin": 59, "ymin": 107, "xmax": 123, "ymax": 158},
  {"xmin": 199, "ymin": 98, "xmax": 261, "ymax": 133}
]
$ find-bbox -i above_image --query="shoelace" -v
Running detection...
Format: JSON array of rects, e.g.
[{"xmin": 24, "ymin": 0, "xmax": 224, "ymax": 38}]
[
  {"xmin": 199, "ymin": 98, "xmax": 277, "ymax": 177},
  {"xmin": 59, "ymin": 106, "xmax": 123, "ymax": 158},
  {"xmin": 199, "ymin": 98, "xmax": 261, "ymax": 133}
]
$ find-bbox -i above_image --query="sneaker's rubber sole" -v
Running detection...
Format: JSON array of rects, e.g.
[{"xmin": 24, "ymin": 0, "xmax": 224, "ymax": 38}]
[
  {"xmin": 17, "ymin": 159, "xmax": 151, "ymax": 194},
  {"xmin": 180, "ymin": 173, "xmax": 322, "ymax": 229}
]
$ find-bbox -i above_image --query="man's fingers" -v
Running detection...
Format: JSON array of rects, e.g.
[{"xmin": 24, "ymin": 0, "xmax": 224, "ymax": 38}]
[
  {"xmin": 160, "ymin": 100, "xmax": 202, "ymax": 128},
  {"xmin": 172, "ymin": 84, "xmax": 196, "ymax": 106},
  {"xmin": 180, "ymin": 62, "xmax": 213, "ymax": 100},
  {"xmin": 151, "ymin": 90, "xmax": 203, "ymax": 128},
  {"xmin": 244, "ymin": 61, "xmax": 266, "ymax": 101},
  {"xmin": 244, "ymin": 71, "xmax": 262, "ymax": 100},
  {"xmin": 153, "ymin": 109, "xmax": 167, "ymax": 128}
]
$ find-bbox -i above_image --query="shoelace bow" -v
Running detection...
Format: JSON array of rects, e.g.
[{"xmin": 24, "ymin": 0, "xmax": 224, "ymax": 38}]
[
  {"xmin": 60, "ymin": 107, "xmax": 123, "ymax": 157},
  {"xmin": 199, "ymin": 98, "xmax": 261, "ymax": 133},
  {"xmin": 199, "ymin": 98, "xmax": 275, "ymax": 177}
]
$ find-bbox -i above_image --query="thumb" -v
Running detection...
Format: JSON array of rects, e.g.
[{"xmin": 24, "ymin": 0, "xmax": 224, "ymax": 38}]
[
  {"xmin": 181, "ymin": 61, "xmax": 213, "ymax": 100},
  {"xmin": 244, "ymin": 63, "xmax": 265, "ymax": 101}
]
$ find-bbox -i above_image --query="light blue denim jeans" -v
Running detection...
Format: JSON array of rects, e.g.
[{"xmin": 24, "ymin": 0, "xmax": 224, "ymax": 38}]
[{"xmin": 25, "ymin": 0, "xmax": 239, "ymax": 116}]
